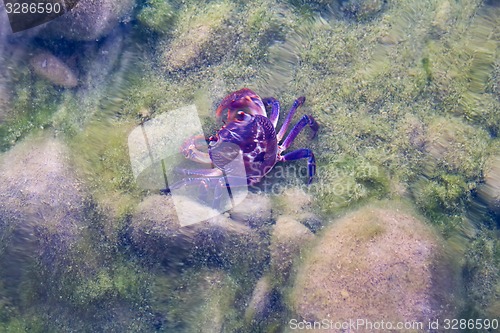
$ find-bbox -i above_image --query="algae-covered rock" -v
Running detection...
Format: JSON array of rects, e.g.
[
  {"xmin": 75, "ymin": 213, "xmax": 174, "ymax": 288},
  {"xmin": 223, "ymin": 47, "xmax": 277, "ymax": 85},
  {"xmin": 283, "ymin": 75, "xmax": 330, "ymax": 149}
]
[
  {"xmin": 270, "ymin": 216, "xmax": 314, "ymax": 283},
  {"xmin": 41, "ymin": 0, "xmax": 135, "ymax": 41},
  {"xmin": 431, "ymin": 0, "xmax": 453, "ymax": 37},
  {"xmin": 0, "ymin": 135, "xmax": 85, "ymax": 244},
  {"xmin": 30, "ymin": 51, "xmax": 78, "ymax": 88},
  {"xmin": 137, "ymin": 0, "xmax": 175, "ymax": 34},
  {"xmin": 151, "ymin": 269, "xmax": 240, "ymax": 332},
  {"xmin": 289, "ymin": 205, "xmax": 460, "ymax": 328},
  {"xmin": 245, "ymin": 274, "xmax": 274, "ymax": 324},
  {"xmin": 0, "ymin": 79, "xmax": 9, "ymax": 124},
  {"xmin": 161, "ymin": 1, "xmax": 235, "ymax": 71},
  {"xmin": 274, "ymin": 188, "xmax": 323, "ymax": 231},
  {"xmin": 425, "ymin": 116, "xmax": 488, "ymax": 179},
  {"xmin": 339, "ymin": 0, "xmax": 386, "ymax": 20},
  {"xmin": 192, "ymin": 211, "xmax": 267, "ymax": 271},
  {"xmin": 128, "ymin": 194, "xmax": 197, "ymax": 265},
  {"xmin": 477, "ymin": 154, "xmax": 500, "ymax": 214},
  {"xmin": 229, "ymin": 193, "xmax": 273, "ymax": 228},
  {"xmin": 0, "ymin": 135, "xmax": 86, "ymax": 289},
  {"xmin": 129, "ymin": 194, "xmax": 267, "ymax": 270},
  {"xmin": 275, "ymin": 188, "xmax": 314, "ymax": 215}
]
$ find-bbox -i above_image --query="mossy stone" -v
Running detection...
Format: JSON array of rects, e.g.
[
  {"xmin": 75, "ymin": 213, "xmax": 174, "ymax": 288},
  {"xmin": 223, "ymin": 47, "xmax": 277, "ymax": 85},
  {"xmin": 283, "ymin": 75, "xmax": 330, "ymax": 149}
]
[
  {"xmin": 289, "ymin": 204, "xmax": 461, "ymax": 325},
  {"xmin": 339, "ymin": 0, "xmax": 386, "ymax": 20},
  {"xmin": 161, "ymin": 1, "xmax": 235, "ymax": 71},
  {"xmin": 425, "ymin": 116, "xmax": 489, "ymax": 180},
  {"xmin": 137, "ymin": 0, "xmax": 176, "ymax": 34}
]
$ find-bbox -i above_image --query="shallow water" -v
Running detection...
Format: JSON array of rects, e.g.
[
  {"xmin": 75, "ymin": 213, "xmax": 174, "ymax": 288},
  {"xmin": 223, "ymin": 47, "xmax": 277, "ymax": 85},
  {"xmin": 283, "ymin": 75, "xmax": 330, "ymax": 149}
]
[{"xmin": 0, "ymin": 0, "xmax": 499, "ymax": 332}]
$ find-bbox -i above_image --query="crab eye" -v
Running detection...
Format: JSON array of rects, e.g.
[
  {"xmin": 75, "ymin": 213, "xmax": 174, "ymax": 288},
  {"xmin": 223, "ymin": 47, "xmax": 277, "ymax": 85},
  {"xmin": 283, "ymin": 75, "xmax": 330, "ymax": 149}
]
[{"xmin": 236, "ymin": 111, "xmax": 246, "ymax": 121}]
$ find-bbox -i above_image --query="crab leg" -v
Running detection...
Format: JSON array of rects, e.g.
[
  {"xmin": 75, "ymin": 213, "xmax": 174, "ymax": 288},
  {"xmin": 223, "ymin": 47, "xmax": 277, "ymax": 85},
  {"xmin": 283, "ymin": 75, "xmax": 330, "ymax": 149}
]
[
  {"xmin": 262, "ymin": 97, "xmax": 280, "ymax": 128},
  {"xmin": 163, "ymin": 176, "xmax": 225, "ymax": 192},
  {"xmin": 174, "ymin": 167, "xmax": 224, "ymax": 177},
  {"xmin": 280, "ymin": 114, "xmax": 319, "ymax": 152},
  {"xmin": 276, "ymin": 96, "xmax": 306, "ymax": 142},
  {"xmin": 181, "ymin": 135, "xmax": 212, "ymax": 164},
  {"xmin": 212, "ymin": 177, "xmax": 228, "ymax": 209},
  {"xmin": 163, "ymin": 174, "xmax": 249, "ymax": 192},
  {"xmin": 279, "ymin": 148, "xmax": 316, "ymax": 184}
]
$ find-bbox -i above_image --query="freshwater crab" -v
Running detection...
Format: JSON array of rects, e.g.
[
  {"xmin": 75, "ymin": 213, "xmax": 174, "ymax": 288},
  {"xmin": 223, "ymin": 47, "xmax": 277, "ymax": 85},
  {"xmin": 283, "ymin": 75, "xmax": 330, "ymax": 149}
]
[{"xmin": 167, "ymin": 88, "xmax": 319, "ymax": 197}]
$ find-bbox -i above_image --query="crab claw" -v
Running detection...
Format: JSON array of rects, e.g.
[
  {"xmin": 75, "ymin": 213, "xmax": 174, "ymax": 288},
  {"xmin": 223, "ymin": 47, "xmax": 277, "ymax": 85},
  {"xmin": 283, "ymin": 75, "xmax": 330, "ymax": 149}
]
[{"xmin": 216, "ymin": 88, "xmax": 267, "ymax": 122}]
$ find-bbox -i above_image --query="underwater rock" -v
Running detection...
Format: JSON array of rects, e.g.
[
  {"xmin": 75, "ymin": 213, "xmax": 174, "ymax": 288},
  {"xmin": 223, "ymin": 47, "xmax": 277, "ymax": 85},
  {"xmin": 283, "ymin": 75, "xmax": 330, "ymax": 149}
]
[
  {"xmin": 477, "ymin": 154, "xmax": 500, "ymax": 214},
  {"xmin": 129, "ymin": 194, "xmax": 267, "ymax": 269},
  {"xmin": 30, "ymin": 52, "xmax": 78, "ymax": 88},
  {"xmin": 0, "ymin": 79, "xmax": 8, "ymax": 123},
  {"xmin": 79, "ymin": 27, "xmax": 125, "ymax": 89},
  {"xmin": 190, "ymin": 270, "xmax": 238, "ymax": 332},
  {"xmin": 275, "ymin": 188, "xmax": 323, "ymax": 231},
  {"xmin": 339, "ymin": 0, "xmax": 386, "ymax": 20},
  {"xmin": 0, "ymin": 136, "xmax": 86, "ymax": 285},
  {"xmin": 404, "ymin": 114, "xmax": 426, "ymax": 151},
  {"xmin": 244, "ymin": 274, "xmax": 273, "ymax": 323},
  {"xmin": 425, "ymin": 116, "xmax": 488, "ymax": 179},
  {"xmin": 162, "ymin": 1, "xmax": 235, "ymax": 71},
  {"xmin": 0, "ymin": 11, "xmax": 11, "ymax": 122},
  {"xmin": 152, "ymin": 269, "xmax": 238, "ymax": 332},
  {"xmin": 432, "ymin": 0, "xmax": 453, "ymax": 36},
  {"xmin": 41, "ymin": 0, "xmax": 135, "ymax": 41},
  {"xmin": 229, "ymin": 193, "xmax": 273, "ymax": 228},
  {"xmin": 289, "ymin": 205, "xmax": 460, "ymax": 326},
  {"xmin": 270, "ymin": 216, "xmax": 314, "ymax": 283},
  {"xmin": 276, "ymin": 188, "xmax": 313, "ymax": 215},
  {"xmin": 137, "ymin": 0, "xmax": 175, "ymax": 34},
  {"xmin": 191, "ymin": 211, "xmax": 267, "ymax": 271},
  {"xmin": 128, "ymin": 194, "xmax": 197, "ymax": 265}
]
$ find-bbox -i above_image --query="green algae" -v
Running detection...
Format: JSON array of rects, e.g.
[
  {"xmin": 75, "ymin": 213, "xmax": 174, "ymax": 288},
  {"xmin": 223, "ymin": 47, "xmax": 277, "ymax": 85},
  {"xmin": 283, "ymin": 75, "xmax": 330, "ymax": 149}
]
[
  {"xmin": 287, "ymin": 200, "xmax": 464, "ymax": 326},
  {"xmin": 423, "ymin": 2, "xmax": 500, "ymax": 134},
  {"xmin": 424, "ymin": 116, "xmax": 489, "ymax": 181},
  {"xmin": 137, "ymin": 0, "xmax": 176, "ymax": 35},
  {"xmin": 70, "ymin": 262, "xmax": 148, "ymax": 306},
  {"xmin": 0, "ymin": 0, "xmax": 499, "ymax": 330},
  {"xmin": 0, "ymin": 72, "xmax": 63, "ymax": 151},
  {"xmin": 68, "ymin": 119, "xmax": 142, "ymax": 219},
  {"xmin": 0, "ymin": 316, "xmax": 45, "ymax": 333},
  {"xmin": 464, "ymin": 228, "xmax": 500, "ymax": 319},
  {"xmin": 313, "ymin": 155, "xmax": 390, "ymax": 215},
  {"xmin": 149, "ymin": 269, "xmax": 242, "ymax": 332},
  {"xmin": 412, "ymin": 174, "xmax": 469, "ymax": 237}
]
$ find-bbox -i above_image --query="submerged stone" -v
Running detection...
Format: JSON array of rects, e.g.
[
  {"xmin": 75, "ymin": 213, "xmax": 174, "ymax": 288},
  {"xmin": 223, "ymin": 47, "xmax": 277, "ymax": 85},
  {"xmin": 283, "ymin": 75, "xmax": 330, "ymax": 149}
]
[
  {"xmin": 128, "ymin": 194, "xmax": 197, "ymax": 265},
  {"xmin": 289, "ymin": 205, "xmax": 461, "ymax": 327},
  {"xmin": 339, "ymin": 0, "xmax": 386, "ymax": 20},
  {"xmin": 245, "ymin": 274, "xmax": 274, "ymax": 323},
  {"xmin": 0, "ymin": 135, "xmax": 87, "ymax": 291},
  {"xmin": 270, "ymin": 216, "xmax": 314, "ymax": 283},
  {"xmin": 477, "ymin": 154, "xmax": 500, "ymax": 214},
  {"xmin": 151, "ymin": 269, "xmax": 239, "ymax": 332},
  {"xmin": 129, "ymin": 194, "xmax": 267, "ymax": 269},
  {"xmin": 161, "ymin": 1, "xmax": 235, "ymax": 71},
  {"xmin": 30, "ymin": 52, "xmax": 78, "ymax": 88},
  {"xmin": 229, "ymin": 193, "xmax": 273, "ymax": 228},
  {"xmin": 41, "ymin": 0, "xmax": 135, "ymax": 41},
  {"xmin": 274, "ymin": 188, "xmax": 323, "ymax": 231},
  {"xmin": 425, "ymin": 116, "xmax": 488, "ymax": 179}
]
